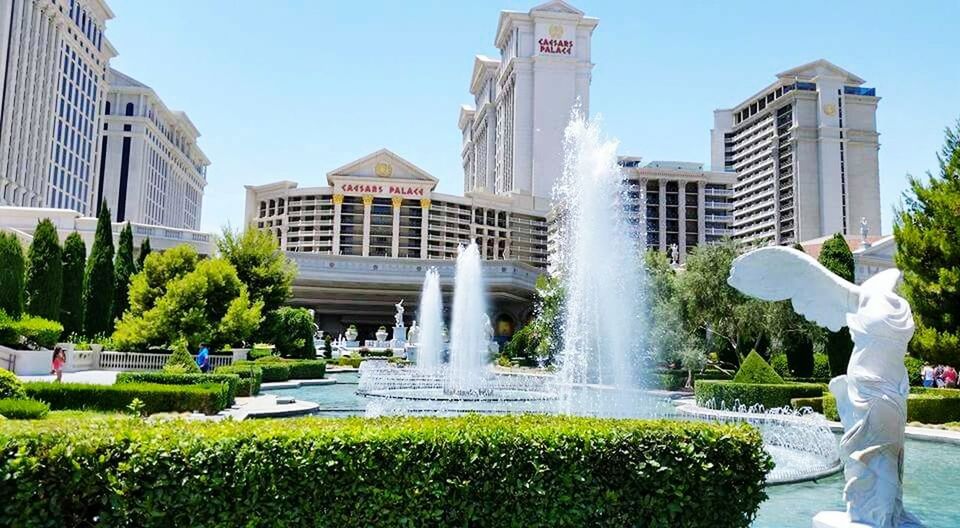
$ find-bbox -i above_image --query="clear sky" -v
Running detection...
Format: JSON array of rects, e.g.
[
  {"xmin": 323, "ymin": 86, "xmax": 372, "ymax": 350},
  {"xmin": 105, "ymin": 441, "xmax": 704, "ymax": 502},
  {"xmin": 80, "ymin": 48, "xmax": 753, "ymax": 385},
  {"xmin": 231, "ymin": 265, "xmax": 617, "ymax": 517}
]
[{"xmin": 106, "ymin": 0, "xmax": 960, "ymax": 235}]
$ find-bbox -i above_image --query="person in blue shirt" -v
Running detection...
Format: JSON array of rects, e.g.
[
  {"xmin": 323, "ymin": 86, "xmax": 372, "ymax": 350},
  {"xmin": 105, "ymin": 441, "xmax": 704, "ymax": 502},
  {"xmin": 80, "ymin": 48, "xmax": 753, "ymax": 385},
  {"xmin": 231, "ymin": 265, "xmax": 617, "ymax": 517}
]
[{"xmin": 196, "ymin": 343, "xmax": 210, "ymax": 373}]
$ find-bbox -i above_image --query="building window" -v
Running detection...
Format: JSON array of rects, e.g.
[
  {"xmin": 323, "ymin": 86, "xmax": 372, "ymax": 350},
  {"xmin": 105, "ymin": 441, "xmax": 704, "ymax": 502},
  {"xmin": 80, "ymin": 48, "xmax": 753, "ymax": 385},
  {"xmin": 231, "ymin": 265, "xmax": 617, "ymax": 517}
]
[
  {"xmin": 105, "ymin": 101, "xmax": 110, "ymax": 115},
  {"xmin": 125, "ymin": 103, "xmax": 134, "ymax": 116}
]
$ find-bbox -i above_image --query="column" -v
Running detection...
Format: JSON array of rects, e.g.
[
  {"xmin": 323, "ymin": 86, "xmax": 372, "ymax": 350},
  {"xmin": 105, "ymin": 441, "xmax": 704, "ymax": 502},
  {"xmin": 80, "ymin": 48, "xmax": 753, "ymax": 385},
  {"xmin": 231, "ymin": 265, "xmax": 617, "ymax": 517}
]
[
  {"xmin": 331, "ymin": 194, "xmax": 343, "ymax": 255},
  {"xmin": 658, "ymin": 179, "xmax": 667, "ymax": 252},
  {"xmin": 420, "ymin": 198, "xmax": 431, "ymax": 259},
  {"xmin": 391, "ymin": 196, "xmax": 402, "ymax": 258},
  {"xmin": 637, "ymin": 178, "xmax": 647, "ymax": 246},
  {"xmin": 361, "ymin": 194, "xmax": 373, "ymax": 257},
  {"xmin": 697, "ymin": 181, "xmax": 706, "ymax": 245},
  {"xmin": 678, "ymin": 181, "xmax": 686, "ymax": 262}
]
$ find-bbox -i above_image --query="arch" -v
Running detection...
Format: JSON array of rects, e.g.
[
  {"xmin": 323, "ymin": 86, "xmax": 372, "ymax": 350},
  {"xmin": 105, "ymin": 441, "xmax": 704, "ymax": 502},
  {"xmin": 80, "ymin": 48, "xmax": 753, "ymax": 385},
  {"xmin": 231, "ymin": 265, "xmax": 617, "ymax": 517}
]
[
  {"xmin": 494, "ymin": 313, "xmax": 517, "ymax": 337},
  {"xmin": 125, "ymin": 102, "xmax": 134, "ymax": 116},
  {"xmin": 104, "ymin": 101, "xmax": 111, "ymax": 115}
]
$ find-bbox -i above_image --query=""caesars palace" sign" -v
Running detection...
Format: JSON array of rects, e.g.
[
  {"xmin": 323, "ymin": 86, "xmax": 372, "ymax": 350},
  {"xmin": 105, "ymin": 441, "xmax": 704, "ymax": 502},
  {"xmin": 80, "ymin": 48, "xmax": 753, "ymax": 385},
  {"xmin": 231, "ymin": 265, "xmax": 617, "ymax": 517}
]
[
  {"xmin": 337, "ymin": 182, "xmax": 427, "ymax": 197},
  {"xmin": 538, "ymin": 24, "xmax": 574, "ymax": 56}
]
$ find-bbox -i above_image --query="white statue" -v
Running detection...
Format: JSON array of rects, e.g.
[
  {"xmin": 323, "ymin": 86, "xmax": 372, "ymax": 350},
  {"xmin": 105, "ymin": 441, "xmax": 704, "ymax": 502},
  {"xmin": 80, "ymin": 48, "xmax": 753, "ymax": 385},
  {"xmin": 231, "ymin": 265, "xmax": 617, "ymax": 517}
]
[
  {"xmin": 408, "ymin": 321, "xmax": 419, "ymax": 344},
  {"xmin": 394, "ymin": 299, "xmax": 405, "ymax": 327},
  {"xmin": 727, "ymin": 247, "xmax": 922, "ymax": 528},
  {"xmin": 860, "ymin": 217, "xmax": 872, "ymax": 249}
]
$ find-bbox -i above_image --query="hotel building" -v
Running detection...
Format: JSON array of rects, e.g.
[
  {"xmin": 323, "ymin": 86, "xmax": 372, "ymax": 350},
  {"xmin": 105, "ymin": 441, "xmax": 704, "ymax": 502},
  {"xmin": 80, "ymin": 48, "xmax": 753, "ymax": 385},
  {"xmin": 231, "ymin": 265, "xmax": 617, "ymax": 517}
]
[
  {"xmin": 0, "ymin": 0, "xmax": 116, "ymax": 215},
  {"xmin": 97, "ymin": 68, "xmax": 209, "ymax": 230},
  {"xmin": 711, "ymin": 59, "xmax": 881, "ymax": 246}
]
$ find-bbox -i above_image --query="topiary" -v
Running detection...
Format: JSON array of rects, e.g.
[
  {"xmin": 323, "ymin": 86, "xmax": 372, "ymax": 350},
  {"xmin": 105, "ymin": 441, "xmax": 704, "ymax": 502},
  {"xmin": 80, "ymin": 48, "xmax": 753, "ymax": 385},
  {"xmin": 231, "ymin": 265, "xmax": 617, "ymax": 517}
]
[
  {"xmin": 59, "ymin": 232, "xmax": 86, "ymax": 337},
  {"xmin": 769, "ymin": 353, "xmax": 791, "ymax": 378},
  {"xmin": 164, "ymin": 339, "xmax": 201, "ymax": 374},
  {"xmin": 732, "ymin": 350, "xmax": 784, "ymax": 385},
  {"xmin": 24, "ymin": 219, "xmax": 63, "ymax": 320},
  {"xmin": 0, "ymin": 368, "xmax": 25, "ymax": 399},
  {"xmin": 83, "ymin": 201, "xmax": 115, "ymax": 336},
  {"xmin": 812, "ymin": 352, "xmax": 831, "ymax": 379}
]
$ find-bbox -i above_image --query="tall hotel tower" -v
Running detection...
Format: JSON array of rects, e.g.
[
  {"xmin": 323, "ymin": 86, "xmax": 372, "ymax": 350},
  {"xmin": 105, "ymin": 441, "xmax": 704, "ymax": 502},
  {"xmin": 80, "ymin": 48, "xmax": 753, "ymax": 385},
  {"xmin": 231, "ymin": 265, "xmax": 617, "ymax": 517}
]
[
  {"xmin": 0, "ymin": 0, "xmax": 116, "ymax": 215},
  {"xmin": 459, "ymin": 0, "xmax": 597, "ymax": 211},
  {"xmin": 711, "ymin": 60, "xmax": 881, "ymax": 246}
]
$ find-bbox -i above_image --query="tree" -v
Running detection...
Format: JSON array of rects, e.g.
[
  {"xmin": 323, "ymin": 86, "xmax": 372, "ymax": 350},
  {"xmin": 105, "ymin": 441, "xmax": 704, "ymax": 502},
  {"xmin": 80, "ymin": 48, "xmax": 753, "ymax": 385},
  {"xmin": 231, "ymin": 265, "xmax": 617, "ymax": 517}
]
[
  {"xmin": 818, "ymin": 233, "xmax": 855, "ymax": 376},
  {"xmin": 766, "ymin": 243, "xmax": 819, "ymax": 377},
  {"xmin": 59, "ymin": 232, "xmax": 86, "ymax": 337},
  {"xmin": 503, "ymin": 274, "xmax": 563, "ymax": 364},
  {"xmin": 24, "ymin": 219, "xmax": 62, "ymax": 320},
  {"xmin": 127, "ymin": 244, "xmax": 199, "ymax": 317},
  {"xmin": 894, "ymin": 119, "xmax": 960, "ymax": 365},
  {"xmin": 83, "ymin": 201, "xmax": 115, "ymax": 336},
  {"xmin": 258, "ymin": 306, "xmax": 316, "ymax": 359},
  {"xmin": 217, "ymin": 227, "xmax": 296, "ymax": 313},
  {"xmin": 136, "ymin": 237, "xmax": 151, "ymax": 271},
  {"xmin": 0, "ymin": 233, "xmax": 25, "ymax": 318},
  {"xmin": 112, "ymin": 257, "xmax": 263, "ymax": 351},
  {"xmin": 113, "ymin": 223, "xmax": 136, "ymax": 322}
]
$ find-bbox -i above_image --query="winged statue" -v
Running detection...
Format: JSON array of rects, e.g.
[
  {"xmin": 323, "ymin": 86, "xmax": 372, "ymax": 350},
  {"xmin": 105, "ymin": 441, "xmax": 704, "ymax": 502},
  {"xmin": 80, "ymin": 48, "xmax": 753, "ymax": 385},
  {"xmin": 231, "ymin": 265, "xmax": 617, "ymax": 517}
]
[{"xmin": 727, "ymin": 246, "xmax": 922, "ymax": 528}]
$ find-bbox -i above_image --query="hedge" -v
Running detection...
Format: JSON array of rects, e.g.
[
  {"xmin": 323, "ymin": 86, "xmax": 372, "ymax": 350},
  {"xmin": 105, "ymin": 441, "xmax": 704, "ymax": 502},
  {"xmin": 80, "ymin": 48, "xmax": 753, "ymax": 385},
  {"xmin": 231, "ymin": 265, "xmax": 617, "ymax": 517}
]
[
  {"xmin": 115, "ymin": 372, "xmax": 240, "ymax": 407},
  {"xmin": 0, "ymin": 415, "xmax": 772, "ymax": 527},
  {"xmin": 287, "ymin": 360, "xmax": 326, "ymax": 379},
  {"xmin": 23, "ymin": 382, "xmax": 228, "ymax": 415},
  {"xmin": 694, "ymin": 380, "xmax": 824, "ymax": 409},
  {"xmin": 0, "ymin": 368, "xmax": 25, "ymax": 399},
  {"xmin": 0, "ymin": 398, "xmax": 49, "ymax": 419},
  {"xmin": 656, "ymin": 368, "xmax": 731, "ymax": 391},
  {"xmin": 0, "ymin": 314, "xmax": 63, "ymax": 349},
  {"xmin": 809, "ymin": 387, "xmax": 960, "ymax": 424},
  {"xmin": 216, "ymin": 365, "xmax": 263, "ymax": 396},
  {"xmin": 233, "ymin": 358, "xmax": 326, "ymax": 382},
  {"xmin": 335, "ymin": 356, "xmax": 364, "ymax": 368}
]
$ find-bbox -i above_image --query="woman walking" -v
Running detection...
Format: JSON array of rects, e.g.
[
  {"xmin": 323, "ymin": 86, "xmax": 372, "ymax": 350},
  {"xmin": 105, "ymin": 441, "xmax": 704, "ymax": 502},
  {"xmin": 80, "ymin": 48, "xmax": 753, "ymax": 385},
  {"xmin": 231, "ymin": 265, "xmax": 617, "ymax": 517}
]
[{"xmin": 51, "ymin": 347, "xmax": 66, "ymax": 382}]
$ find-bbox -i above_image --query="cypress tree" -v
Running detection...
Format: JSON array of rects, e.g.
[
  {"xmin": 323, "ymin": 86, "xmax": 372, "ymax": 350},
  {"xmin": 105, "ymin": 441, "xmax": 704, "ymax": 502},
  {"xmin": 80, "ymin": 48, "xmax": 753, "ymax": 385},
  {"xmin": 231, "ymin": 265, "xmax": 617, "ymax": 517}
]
[
  {"xmin": 818, "ymin": 233, "xmax": 855, "ymax": 376},
  {"xmin": 0, "ymin": 233, "xmax": 25, "ymax": 318},
  {"xmin": 83, "ymin": 201, "xmax": 115, "ymax": 336},
  {"xmin": 136, "ymin": 237, "xmax": 152, "ymax": 271},
  {"xmin": 113, "ymin": 223, "xmax": 136, "ymax": 322},
  {"xmin": 24, "ymin": 219, "xmax": 63, "ymax": 320},
  {"xmin": 60, "ymin": 232, "xmax": 86, "ymax": 337}
]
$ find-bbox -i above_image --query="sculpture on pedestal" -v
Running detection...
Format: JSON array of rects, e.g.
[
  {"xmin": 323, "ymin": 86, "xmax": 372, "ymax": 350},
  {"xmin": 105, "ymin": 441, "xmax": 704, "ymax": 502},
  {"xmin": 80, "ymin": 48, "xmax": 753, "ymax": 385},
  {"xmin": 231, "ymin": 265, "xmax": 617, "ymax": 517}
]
[{"xmin": 727, "ymin": 246, "xmax": 922, "ymax": 528}]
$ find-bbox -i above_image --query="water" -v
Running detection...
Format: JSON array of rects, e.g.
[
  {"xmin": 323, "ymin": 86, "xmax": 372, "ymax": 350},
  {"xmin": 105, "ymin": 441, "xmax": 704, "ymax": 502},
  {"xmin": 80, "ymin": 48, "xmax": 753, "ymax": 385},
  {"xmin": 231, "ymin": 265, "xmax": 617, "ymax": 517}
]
[
  {"xmin": 553, "ymin": 113, "xmax": 646, "ymax": 415},
  {"xmin": 445, "ymin": 242, "xmax": 490, "ymax": 394},
  {"xmin": 417, "ymin": 268, "xmax": 444, "ymax": 370}
]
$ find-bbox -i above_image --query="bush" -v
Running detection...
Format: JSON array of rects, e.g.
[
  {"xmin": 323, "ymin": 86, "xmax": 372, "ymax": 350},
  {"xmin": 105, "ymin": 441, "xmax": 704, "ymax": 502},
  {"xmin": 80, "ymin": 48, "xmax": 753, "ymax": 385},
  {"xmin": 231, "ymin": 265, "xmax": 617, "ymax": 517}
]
[
  {"xmin": 115, "ymin": 372, "xmax": 240, "ymax": 407},
  {"xmin": 236, "ymin": 360, "xmax": 289, "ymax": 382},
  {"xmin": 23, "ymin": 382, "xmax": 227, "ymax": 415},
  {"xmin": 0, "ymin": 369, "xmax": 25, "ymax": 399},
  {"xmin": 789, "ymin": 396, "xmax": 824, "ymax": 414},
  {"xmin": 257, "ymin": 307, "xmax": 315, "ymax": 359},
  {"xmin": 286, "ymin": 360, "xmax": 326, "ymax": 380},
  {"xmin": 0, "ymin": 415, "xmax": 772, "ymax": 527},
  {"xmin": 336, "ymin": 356, "xmax": 364, "ymax": 368},
  {"xmin": 13, "ymin": 315, "xmax": 63, "ymax": 349},
  {"xmin": 249, "ymin": 345, "xmax": 275, "ymax": 360},
  {"xmin": 769, "ymin": 354, "xmax": 790, "ymax": 378},
  {"xmin": 165, "ymin": 339, "xmax": 202, "ymax": 374},
  {"xmin": 695, "ymin": 380, "xmax": 824, "ymax": 409},
  {"xmin": 732, "ymin": 350, "xmax": 784, "ymax": 385},
  {"xmin": 216, "ymin": 364, "xmax": 263, "ymax": 396},
  {"xmin": 0, "ymin": 398, "xmax": 49, "ymax": 419},
  {"xmin": 812, "ymin": 352, "xmax": 831, "ymax": 379},
  {"xmin": 819, "ymin": 388, "xmax": 960, "ymax": 424},
  {"xmin": 0, "ymin": 233, "xmax": 25, "ymax": 318},
  {"xmin": 904, "ymin": 356, "xmax": 924, "ymax": 386}
]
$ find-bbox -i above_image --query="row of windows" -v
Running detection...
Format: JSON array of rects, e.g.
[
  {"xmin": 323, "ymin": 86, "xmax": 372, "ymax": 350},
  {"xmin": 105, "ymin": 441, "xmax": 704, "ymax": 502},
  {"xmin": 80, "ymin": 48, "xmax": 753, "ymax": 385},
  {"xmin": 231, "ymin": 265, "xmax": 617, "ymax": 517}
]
[{"xmin": 69, "ymin": 0, "xmax": 103, "ymax": 51}]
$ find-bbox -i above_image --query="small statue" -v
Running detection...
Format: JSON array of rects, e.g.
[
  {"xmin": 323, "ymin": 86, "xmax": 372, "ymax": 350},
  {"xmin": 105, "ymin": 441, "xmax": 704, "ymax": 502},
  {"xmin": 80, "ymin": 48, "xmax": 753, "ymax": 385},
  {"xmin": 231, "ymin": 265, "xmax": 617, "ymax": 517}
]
[
  {"xmin": 394, "ymin": 299, "xmax": 405, "ymax": 327},
  {"xmin": 668, "ymin": 243, "xmax": 680, "ymax": 266},
  {"xmin": 408, "ymin": 321, "xmax": 420, "ymax": 344},
  {"xmin": 860, "ymin": 217, "xmax": 871, "ymax": 249}
]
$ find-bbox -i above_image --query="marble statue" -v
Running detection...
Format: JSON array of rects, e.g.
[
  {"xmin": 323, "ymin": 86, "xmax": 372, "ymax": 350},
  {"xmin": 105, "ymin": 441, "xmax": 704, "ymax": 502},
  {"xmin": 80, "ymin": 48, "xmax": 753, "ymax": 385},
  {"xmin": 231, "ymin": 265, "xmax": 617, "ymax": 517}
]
[
  {"xmin": 394, "ymin": 299, "xmax": 405, "ymax": 327},
  {"xmin": 408, "ymin": 321, "xmax": 419, "ymax": 344},
  {"xmin": 727, "ymin": 246, "xmax": 922, "ymax": 528}
]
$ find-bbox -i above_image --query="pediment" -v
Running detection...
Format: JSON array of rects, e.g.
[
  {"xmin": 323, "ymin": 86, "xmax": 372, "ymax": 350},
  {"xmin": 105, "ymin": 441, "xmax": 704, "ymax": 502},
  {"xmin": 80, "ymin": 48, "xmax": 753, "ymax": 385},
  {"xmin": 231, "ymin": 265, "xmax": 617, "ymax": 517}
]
[
  {"xmin": 777, "ymin": 59, "xmax": 865, "ymax": 84},
  {"xmin": 530, "ymin": 0, "xmax": 584, "ymax": 15},
  {"xmin": 326, "ymin": 149, "xmax": 439, "ymax": 187}
]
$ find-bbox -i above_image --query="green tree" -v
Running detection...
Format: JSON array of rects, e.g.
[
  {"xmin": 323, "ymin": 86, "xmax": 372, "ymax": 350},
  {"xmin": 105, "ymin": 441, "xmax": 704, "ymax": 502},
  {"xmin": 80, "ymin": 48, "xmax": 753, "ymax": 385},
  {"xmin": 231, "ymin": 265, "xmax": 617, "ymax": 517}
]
[
  {"xmin": 258, "ymin": 306, "xmax": 316, "ymax": 359},
  {"xmin": 83, "ymin": 201, "xmax": 115, "ymax": 336},
  {"xmin": 895, "ymin": 119, "xmax": 960, "ymax": 365},
  {"xmin": 59, "ymin": 232, "xmax": 86, "ymax": 337},
  {"xmin": 503, "ymin": 274, "xmax": 563, "ymax": 364},
  {"xmin": 24, "ymin": 219, "xmax": 62, "ymax": 320},
  {"xmin": 113, "ymin": 223, "xmax": 136, "ymax": 322},
  {"xmin": 136, "ymin": 237, "xmax": 151, "ymax": 271},
  {"xmin": 164, "ymin": 338, "xmax": 201, "ymax": 374},
  {"xmin": 0, "ymin": 233, "xmax": 25, "ymax": 318},
  {"xmin": 818, "ymin": 233, "xmax": 855, "ymax": 376},
  {"xmin": 217, "ymin": 227, "xmax": 296, "ymax": 313},
  {"xmin": 127, "ymin": 244, "xmax": 199, "ymax": 317}
]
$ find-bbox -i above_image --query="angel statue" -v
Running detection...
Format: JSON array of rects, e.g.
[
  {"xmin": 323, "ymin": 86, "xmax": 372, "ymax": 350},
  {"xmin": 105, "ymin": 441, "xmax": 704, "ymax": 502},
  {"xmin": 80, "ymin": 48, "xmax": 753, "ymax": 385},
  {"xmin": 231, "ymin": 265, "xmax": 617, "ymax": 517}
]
[
  {"xmin": 394, "ymin": 299, "xmax": 405, "ymax": 328},
  {"xmin": 727, "ymin": 246, "xmax": 922, "ymax": 528}
]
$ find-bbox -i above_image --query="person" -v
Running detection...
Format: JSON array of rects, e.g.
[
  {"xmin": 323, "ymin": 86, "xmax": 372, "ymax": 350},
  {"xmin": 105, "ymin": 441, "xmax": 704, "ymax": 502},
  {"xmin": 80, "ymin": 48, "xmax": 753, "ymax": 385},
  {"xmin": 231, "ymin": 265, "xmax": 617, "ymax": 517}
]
[
  {"xmin": 935, "ymin": 364, "xmax": 946, "ymax": 388},
  {"xmin": 943, "ymin": 365, "xmax": 958, "ymax": 389},
  {"xmin": 51, "ymin": 346, "xmax": 66, "ymax": 382},
  {"xmin": 921, "ymin": 362, "xmax": 936, "ymax": 388},
  {"xmin": 196, "ymin": 343, "xmax": 210, "ymax": 373}
]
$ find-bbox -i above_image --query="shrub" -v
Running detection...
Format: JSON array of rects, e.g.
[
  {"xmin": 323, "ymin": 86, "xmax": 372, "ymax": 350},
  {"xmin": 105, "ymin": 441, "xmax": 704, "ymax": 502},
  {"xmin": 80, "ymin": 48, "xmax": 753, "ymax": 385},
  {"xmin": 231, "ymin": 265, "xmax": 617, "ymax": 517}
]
[
  {"xmin": 904, "ymin": 356, "xmax": 924, "ymax": 386},
  {"xmin": 0, "ymin": 398, "xmax": 49, "ymax": 419},
  {"xmin": 13, "ymin": 315, "xmax": 63, "ymax": 349},
  {"xmin": 83, "ymin": 201, "xmax": 115, "ymax": 336},
  {"xmin": 23, "ymin": 381, "xmax": 227, "ymax": 415},
  {"xmin": 248, "ymin": 345, "xmax": 275, "ymax": 360},
  {"xmin": 789, "ymin": 396, "xmax": 825, "ymax": 414},
  {"xmin": 336, "ymin": 356, "xmax": 364, "ymax": 368},
  {"xmin": 165, "ymin": 339, "xmax": 201, "ymax": 374},
  {"xmin": 732, "ymin": 350, "xmax": 784, "ymax": 385},
  {"xmin": 769, "ymin": 354, "xmax": 790, "ymax": 378},
  {"xmin": 115, "ymin": 372, "xmax": 240, "ymax": 407},
  {"xmin": 216, "ymin": 364, "xmax": 263, "ymax": 396},
  {"xmin": 286, "ymin": 360, "xmax": 326, "ymax": 380},
  {"xmin": 0, "ymin": 415, "xmax": 772, "ymax": 528},
  {"xmin": 258, "ymin": 307, "xmax": 316, "ymax": 359},
  {"xmin": 217, "ymin": 227, "xmax": 296, "ymax": 313},
  {"xmin": 820, "ymin": 388, "xmax": 960, "ymax": 424},
  {"xmin": 695, "ymin": 380, "xmax": 824, "ymax": 409},
  {"xmin": 59, "ymin": 232, "xmax": 86, "ymax": 336},
  {"xmin": 235, "ymin": 360, "xmax": 289, "ymax": 382},
  {"xmin": 0, "ymin": 369, "xmax": 25, "ymax": 399},
  {"xmin": 24, "ymin": 219, "xmax": 62, "ymax": 320},
  {"xmin": 812, "ymin": 352, "xmax": 831, "ymax": 379},
  {"xmin": 0, "ymin": 233, "xmax": 25, "ymax": 318}
]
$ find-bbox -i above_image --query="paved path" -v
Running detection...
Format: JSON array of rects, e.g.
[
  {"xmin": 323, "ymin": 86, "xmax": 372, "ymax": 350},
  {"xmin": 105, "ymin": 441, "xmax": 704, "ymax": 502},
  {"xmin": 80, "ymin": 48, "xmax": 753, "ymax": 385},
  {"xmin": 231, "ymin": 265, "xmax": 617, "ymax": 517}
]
[{"xmin": 18, "ymin": 370, "xmax": 118, "ymax": 384}]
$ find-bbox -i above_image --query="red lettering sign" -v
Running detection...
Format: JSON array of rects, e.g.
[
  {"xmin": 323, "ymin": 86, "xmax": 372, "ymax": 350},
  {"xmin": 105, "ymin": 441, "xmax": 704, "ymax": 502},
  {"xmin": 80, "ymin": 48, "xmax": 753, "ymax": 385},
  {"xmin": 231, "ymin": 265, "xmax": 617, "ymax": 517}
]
[
  {"xmin": 340, "ymin": 183, "xmax": 426, "ymax": 197},
  {"xmin": 538, "ymin": 38, "xmax": 574, "ymax": 55}
]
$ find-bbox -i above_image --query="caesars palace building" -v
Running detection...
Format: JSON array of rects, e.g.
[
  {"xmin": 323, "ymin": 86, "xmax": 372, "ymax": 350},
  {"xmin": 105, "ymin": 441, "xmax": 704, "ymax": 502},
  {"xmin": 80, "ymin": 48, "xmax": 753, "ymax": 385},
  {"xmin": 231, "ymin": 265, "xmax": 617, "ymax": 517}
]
[{"xmin": 246, "ymin": 0, "xmax": 874, "ymax": 341}]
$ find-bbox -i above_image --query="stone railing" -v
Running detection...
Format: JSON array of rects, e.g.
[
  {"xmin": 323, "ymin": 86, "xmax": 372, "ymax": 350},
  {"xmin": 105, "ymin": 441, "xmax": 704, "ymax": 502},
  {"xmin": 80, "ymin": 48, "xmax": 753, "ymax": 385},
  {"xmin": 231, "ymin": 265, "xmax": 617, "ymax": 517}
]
[{"xmin": 97, "ymin": 350, "xmax": 244, "ymax": 371}]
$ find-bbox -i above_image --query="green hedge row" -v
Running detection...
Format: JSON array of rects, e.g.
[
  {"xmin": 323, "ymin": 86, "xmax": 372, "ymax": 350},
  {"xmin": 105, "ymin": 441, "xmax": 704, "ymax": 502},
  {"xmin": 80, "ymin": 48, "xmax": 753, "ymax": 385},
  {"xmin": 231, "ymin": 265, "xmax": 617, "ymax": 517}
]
[
  {"xmin": 215, "ymin": 365, "xmax": 263, "ymax": 396},
  {"xmin": 0, "ymin": 313, "xmax": 63, "ymax": 349},
  {"xmin": 335, "ymin": 356, "xmax": 364, "ymax": 368},
  {"xmin": 812, "ymin": 387, "xmax": 960, "ymax": 424},
  {"xmin": 0, "ymin": 415, "xmax": 772, "ymax": 527},
  {"xmin": 0, "ymin": 398, "xmax": 49, "ymax": 419},
  {"xmin": 233, "ymin": 358, "xmax": 326, "ymax": 382},
  {"xmin": 656, "ymin": 369, "xmax": 732, "ymax": 391},
  {"xmin": 694, "ymin": 380, "xmax": 824, "ymax": 409},
  {"xmin": 23, "ymin": 382, "xmax": 228, "ymax": 415},
  {"xmin": 115, "ymin": 372, "xmax": 240, "ymax": 408}
]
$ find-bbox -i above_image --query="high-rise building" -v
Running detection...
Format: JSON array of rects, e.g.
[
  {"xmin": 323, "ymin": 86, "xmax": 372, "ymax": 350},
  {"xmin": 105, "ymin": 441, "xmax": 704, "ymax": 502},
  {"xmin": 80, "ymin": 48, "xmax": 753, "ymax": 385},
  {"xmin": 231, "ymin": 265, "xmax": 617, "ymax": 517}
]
[
  {"xmin": 711, "ymin": 59, "xmax": 881, "ymax": 246},
  {"xmin": 459, "ymin": 0, "xmax": 597, "ymax": 211},
  {"xmin": 0, "ymin": 0, "xmax": 116, "ymax": 215},
  {"xmin": 97, "ymin": 69, "xmax": 209, "ymax": 230}
]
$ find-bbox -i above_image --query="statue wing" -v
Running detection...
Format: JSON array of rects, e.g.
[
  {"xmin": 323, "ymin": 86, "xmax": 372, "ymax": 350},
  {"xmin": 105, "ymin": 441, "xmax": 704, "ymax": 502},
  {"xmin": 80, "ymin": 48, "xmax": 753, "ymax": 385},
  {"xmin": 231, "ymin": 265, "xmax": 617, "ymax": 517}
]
[{"xmin": 727, "ymin": 246, "xmax": 860, "ymax": 332}]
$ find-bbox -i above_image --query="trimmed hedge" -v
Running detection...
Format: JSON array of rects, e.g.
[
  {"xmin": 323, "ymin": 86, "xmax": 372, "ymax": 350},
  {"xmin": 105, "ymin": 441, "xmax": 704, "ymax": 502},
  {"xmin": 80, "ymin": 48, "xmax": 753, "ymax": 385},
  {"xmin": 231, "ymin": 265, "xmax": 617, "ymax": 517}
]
[
  {"xmin": 812, "ymin": 387, "xmax": 960, "ymax": 424},
  {"xmin": 0, "ymin": 398, "xmax": 49, "ymax": 419},
  {"xmin": 695, "ymin": 380, "xmax": 824, "ymax": 409},
  {"xmin": 216, "ymin": 364, "xmax": 263, "ymax": 396},
  {"xmin": 233, "ymin": 358, "xmax": 326, "ymax": 382},
  {"xmin": 0, "ymin": 415, "xmax": 772, "ymax": 527},
  {"xmin": 287, "ymin": 360, "xmax": 326, "ymax": 380},
  {"xmin": 23, "ymin": 381, "xmax": 227, "ymax": 415},
  {"xmin": 335, "ymin": 356, "xmax": 364, "ymax": 368},
  {"xmin": 0, "ymin": 314, "xmax": 64, "ymax": 349},
  {"xmin": 0, "ymin": 368, "xmax": 25, "ymax": 399},
  {"xmin": 115, "ymin": 372, "xmax": 240, "ymax": 407},
  {"xmin": 656, "ymin": 368, "xmax": 731, "ymax": 391},
  {"xmin": 733, "ymin": 351, "xmax": 784, "ymax": 385},
  {"xmin": 790, "ymin": 396, "xmax": 825, "ymax": 414}
]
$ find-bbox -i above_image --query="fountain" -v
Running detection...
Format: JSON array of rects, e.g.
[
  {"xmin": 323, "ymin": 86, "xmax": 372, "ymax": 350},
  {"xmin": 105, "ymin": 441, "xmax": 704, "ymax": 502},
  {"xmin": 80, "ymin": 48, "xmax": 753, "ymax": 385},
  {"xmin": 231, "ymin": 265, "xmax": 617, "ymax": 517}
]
[
  {"xmin": 446, "ymin": 243, "xmax": 489, "ymax": 394},
  {"xmin": 415, "ymin": 268, "xmax": 443, "ymax": 369}
]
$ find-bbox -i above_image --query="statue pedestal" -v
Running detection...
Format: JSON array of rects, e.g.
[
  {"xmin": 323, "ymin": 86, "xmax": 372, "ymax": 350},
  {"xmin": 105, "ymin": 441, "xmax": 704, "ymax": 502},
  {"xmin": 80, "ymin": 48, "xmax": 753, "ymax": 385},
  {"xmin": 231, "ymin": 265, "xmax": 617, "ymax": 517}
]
[
  {"xmin": 813, "ymin": 511, "xmax": 924, "ymax": 528},
  {"xmin": 392, "ymin": 325, "xmax": 406, "ymax": 345}
]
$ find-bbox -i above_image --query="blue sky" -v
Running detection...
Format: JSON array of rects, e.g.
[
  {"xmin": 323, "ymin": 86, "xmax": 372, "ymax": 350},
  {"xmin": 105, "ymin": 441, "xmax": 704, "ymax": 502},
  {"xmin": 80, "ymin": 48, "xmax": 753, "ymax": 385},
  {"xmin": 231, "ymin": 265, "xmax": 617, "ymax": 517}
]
[{"xmin": 107, "ymin": 0, "xmax": 960, "ymax": 235}]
